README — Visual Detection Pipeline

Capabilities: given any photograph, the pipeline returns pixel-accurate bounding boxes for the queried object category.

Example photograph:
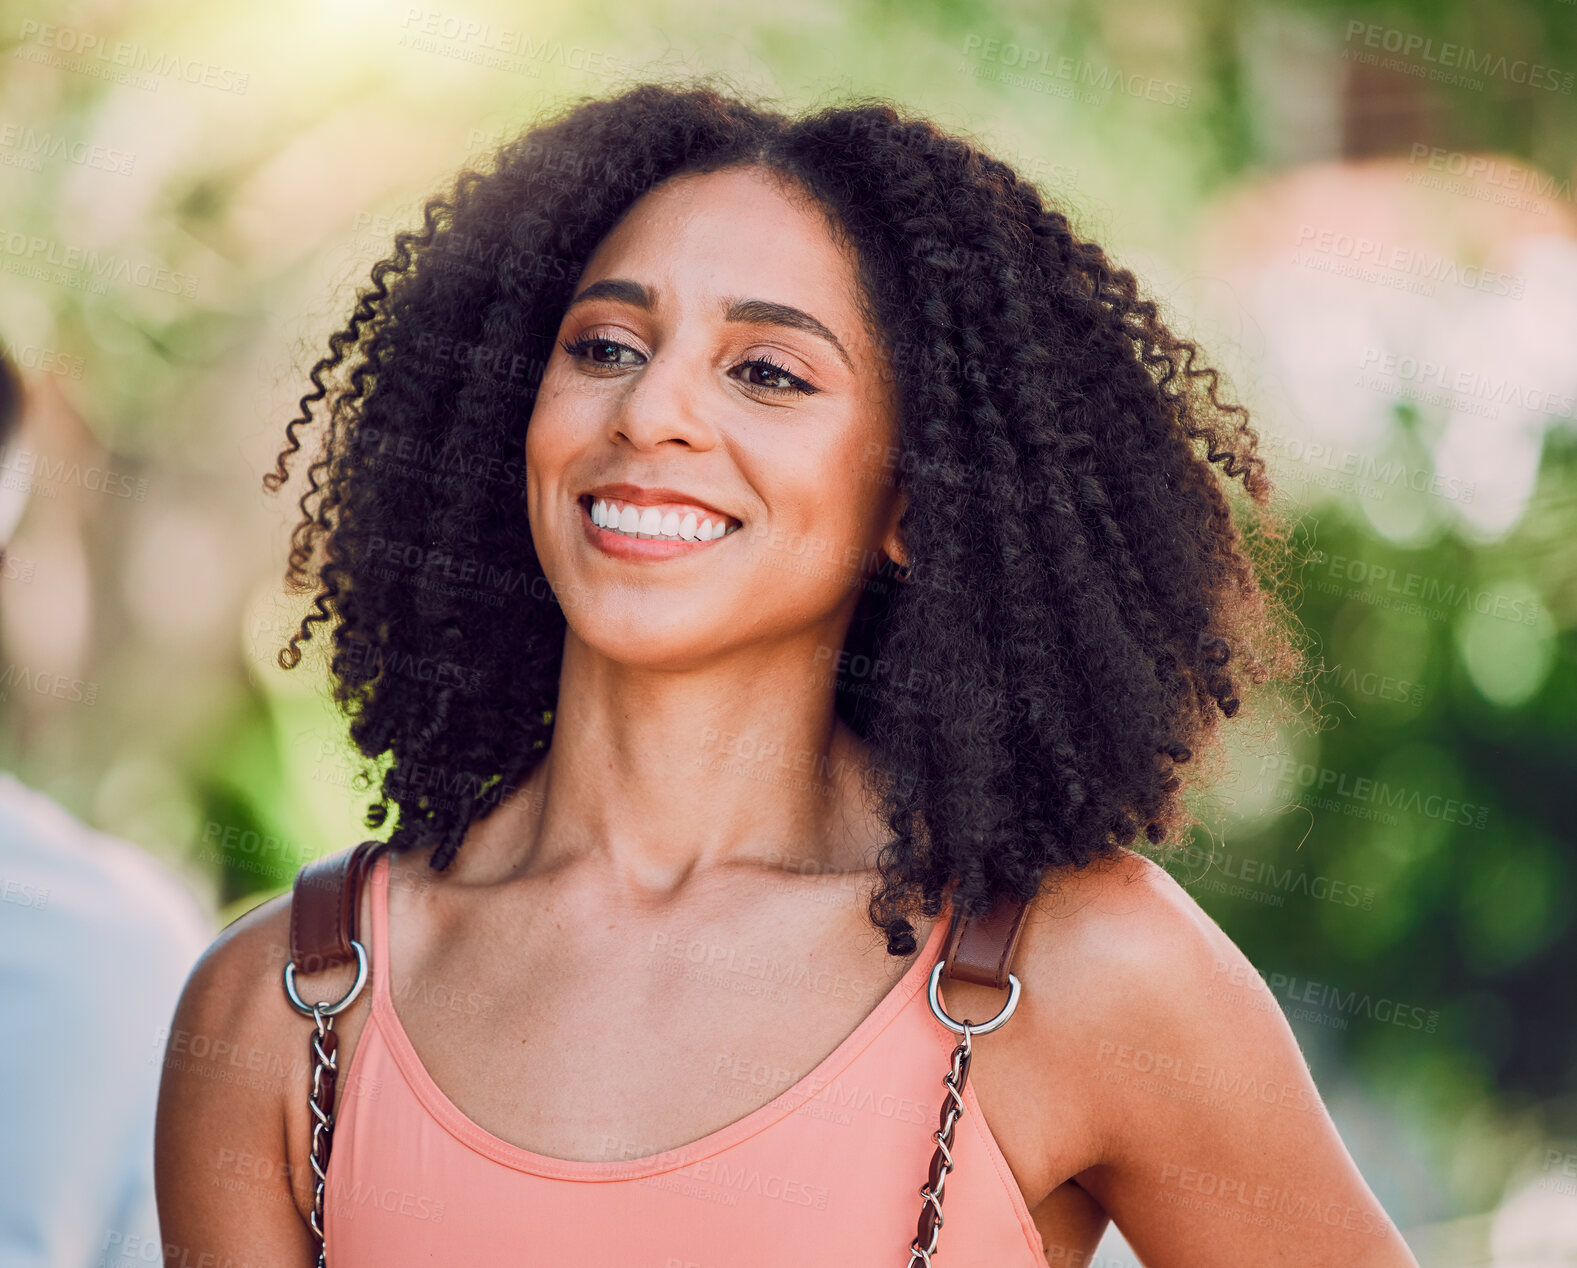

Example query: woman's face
[525,164,905,671]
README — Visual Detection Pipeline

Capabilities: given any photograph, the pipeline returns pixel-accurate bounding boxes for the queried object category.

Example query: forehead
[576,165,869,342]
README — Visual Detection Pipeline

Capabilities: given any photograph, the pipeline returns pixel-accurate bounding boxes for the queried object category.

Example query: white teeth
[588,497,739,542]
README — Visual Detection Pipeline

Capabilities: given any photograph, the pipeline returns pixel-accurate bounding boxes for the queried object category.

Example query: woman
[156,81,1420,1266]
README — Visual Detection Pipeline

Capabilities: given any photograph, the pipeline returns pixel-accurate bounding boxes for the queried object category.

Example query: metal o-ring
[282,940,369,1017]
[926,959,1021,1035]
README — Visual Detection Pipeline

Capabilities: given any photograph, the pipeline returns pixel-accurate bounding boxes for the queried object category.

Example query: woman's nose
[606,337,723,452]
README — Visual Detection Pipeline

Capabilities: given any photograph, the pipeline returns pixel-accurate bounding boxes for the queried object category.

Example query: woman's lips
[578,495,741,560]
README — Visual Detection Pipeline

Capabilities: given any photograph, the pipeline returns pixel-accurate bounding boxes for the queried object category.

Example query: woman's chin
[565,621,747,671]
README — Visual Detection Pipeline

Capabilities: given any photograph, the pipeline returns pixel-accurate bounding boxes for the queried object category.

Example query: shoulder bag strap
[939,889,1032,990]
[280,838,390,1267]
[909,888,1032,1266]
[288,837,390,971]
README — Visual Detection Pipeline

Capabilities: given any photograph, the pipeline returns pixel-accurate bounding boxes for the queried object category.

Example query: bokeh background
[3,0,1574,1262]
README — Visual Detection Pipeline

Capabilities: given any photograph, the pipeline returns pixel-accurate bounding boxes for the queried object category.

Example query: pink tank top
[324,853,1047,1265]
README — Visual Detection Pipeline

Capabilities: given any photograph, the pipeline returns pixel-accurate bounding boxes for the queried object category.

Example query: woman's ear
[882,488,909,573]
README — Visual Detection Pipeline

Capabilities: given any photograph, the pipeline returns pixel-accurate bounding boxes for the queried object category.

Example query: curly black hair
[267,77,1306,956]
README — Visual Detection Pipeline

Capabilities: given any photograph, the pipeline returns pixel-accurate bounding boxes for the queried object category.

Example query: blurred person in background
[0,344,213,1268]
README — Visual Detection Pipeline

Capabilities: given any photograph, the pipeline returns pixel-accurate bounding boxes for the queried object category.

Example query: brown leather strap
[287,839,390,973]
[939,889,1032,990]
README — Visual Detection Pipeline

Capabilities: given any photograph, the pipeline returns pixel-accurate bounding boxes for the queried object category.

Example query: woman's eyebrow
[564,278,853,370]
[722,297,853,371]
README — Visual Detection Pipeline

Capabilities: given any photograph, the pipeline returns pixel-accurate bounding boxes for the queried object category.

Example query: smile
[578,494,743,559]
[590,496,742,541]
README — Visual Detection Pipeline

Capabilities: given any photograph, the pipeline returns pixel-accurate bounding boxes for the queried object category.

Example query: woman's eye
[559,334,645,367]
[735,357,818,398]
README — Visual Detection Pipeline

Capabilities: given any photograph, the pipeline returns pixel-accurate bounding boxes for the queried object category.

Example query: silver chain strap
[909,959,1022,1265]
[907,1020,975,1266]
[283,941,369,1268]
[304,1004,338,1265]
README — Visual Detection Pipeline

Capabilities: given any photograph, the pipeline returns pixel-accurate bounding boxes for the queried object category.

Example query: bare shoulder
[1014,847,1256,1014]
[171,888,298,1039]
[169,854,385,1061]
[1007,846,1311,1140]
[155,889,357,1263]
[997,848,1418,1267]
[163,887,362,1093]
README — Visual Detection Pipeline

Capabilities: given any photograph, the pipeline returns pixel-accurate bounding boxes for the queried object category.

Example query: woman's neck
[448,628,888,900]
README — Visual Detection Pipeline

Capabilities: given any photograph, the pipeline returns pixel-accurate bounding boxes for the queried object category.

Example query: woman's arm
[1026,853,1420,1268]
[153,892,321,1267]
